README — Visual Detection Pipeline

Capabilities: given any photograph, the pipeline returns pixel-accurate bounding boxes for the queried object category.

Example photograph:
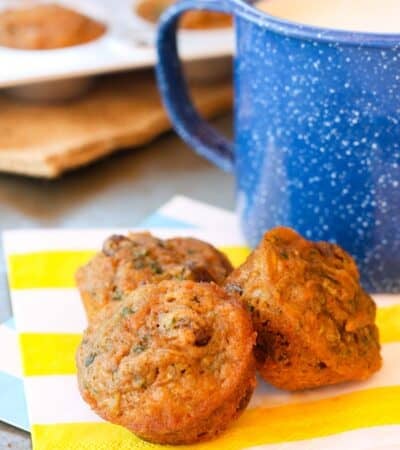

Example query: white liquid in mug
[256,0,400,34]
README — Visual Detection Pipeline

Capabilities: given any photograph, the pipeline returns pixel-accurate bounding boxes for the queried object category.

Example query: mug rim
[236,0,400,47]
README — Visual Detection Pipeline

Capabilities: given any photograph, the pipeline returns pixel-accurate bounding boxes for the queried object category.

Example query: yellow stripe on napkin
[220,246,250,268]
[20,333,81,376]
[8,251,95,290]
[32,385,400,450]
[7,247,250,290]
[377,304,400,344]
[18,304,400,378]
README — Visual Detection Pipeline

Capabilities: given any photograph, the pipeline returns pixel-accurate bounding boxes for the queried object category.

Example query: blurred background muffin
[135,0,232,29]
[0,3,106,50]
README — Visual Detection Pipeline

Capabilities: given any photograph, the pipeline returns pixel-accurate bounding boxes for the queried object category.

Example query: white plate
[0,0,234,88]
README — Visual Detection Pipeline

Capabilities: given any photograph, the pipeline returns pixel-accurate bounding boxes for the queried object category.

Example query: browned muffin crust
[76,232,233,323]
[0,4,106,50]
[135,0,232,29]
[166,237,233,285]
[76,281,256,444]
[225,227,381,391]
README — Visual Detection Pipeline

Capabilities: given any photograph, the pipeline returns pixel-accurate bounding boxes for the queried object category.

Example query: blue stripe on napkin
[0,371,29,431]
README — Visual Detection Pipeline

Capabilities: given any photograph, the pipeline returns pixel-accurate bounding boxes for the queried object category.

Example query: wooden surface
[0,70,232,178]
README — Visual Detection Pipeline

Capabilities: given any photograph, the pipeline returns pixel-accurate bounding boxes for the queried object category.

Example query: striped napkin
[3,197,400,449]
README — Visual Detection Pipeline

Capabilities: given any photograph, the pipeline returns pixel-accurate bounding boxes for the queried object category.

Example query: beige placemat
[0,71,232,178]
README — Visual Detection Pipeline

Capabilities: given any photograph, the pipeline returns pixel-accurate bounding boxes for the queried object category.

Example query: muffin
[225,227,381,391]
[0,4,106,50]
[76,232,233,322]
[135,0,232,29]
[166,237,233,285]
[76,280,256,444]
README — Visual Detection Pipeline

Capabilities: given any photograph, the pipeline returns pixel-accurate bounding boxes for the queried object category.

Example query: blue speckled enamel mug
[156,0,400,292]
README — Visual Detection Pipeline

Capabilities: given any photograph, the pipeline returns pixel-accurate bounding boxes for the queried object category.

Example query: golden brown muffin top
[0,4,106,50]
[76,232,234,323]
[77,280,255,437]
[100,232,232,287]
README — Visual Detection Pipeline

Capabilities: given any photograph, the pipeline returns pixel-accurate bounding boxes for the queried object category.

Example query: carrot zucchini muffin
[135,0,232,29]
[0,4,106,50]
[76,232,233,322]
[225,227,381,391]
[166,236,233,285]
[76,281,256,444]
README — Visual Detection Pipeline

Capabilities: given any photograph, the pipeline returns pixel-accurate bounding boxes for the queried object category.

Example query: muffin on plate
[225,227,381,391]
[135,0,232,29]
[76,280,256,444]
[76,232,233,322]
[0,4,106,50]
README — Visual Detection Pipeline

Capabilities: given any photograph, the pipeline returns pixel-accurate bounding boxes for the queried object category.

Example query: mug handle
[156,0,240,172]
